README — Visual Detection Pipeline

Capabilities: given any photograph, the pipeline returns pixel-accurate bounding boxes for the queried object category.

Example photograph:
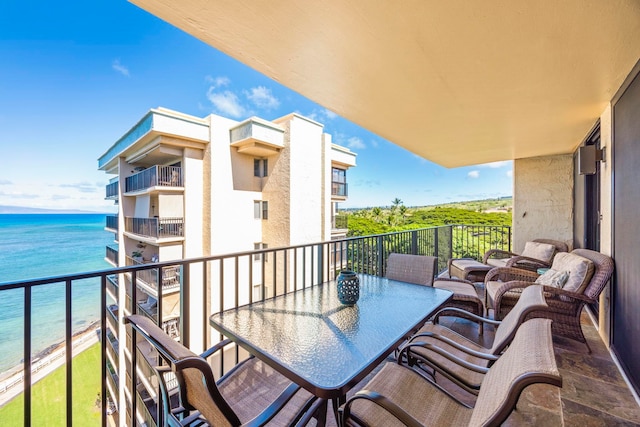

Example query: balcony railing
[126,257,181,293]
[332,181,348,197]
[105,246,119,266]
[105,215,118,232]
[105,181,119,200]
[124,217,184,239]
[0,224,510,426]
[125,165,183,193]
[333,214,348,229]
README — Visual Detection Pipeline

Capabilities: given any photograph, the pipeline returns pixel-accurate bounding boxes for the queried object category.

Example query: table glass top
[209,274,452,396]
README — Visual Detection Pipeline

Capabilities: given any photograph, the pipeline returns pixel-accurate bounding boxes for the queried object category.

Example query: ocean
[0,214,113,373]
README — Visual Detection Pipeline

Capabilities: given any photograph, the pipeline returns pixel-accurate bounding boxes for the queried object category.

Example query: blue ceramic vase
[337,270,360,305]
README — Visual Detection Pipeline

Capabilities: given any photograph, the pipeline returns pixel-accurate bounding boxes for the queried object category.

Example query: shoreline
[0,321,101,407]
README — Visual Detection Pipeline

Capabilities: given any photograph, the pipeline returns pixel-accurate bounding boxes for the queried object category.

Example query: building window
[332,168,347,196]
[254,158,268,177]
[254,200,268,219]
[254,242,268,261]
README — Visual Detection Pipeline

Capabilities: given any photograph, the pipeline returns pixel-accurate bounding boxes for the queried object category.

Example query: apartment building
[97,107,356,423]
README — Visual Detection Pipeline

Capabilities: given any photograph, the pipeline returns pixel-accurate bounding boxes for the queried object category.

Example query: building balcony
[229,117,285,157]
[105,181,119,200]
[126,256,181,296]
[332,214,348,230]
[4,225,640,426]
[124,216,184,240]
[124,165,183,194]
[332,181,348,198]
[105,245,119,267]
[105,215,118,232]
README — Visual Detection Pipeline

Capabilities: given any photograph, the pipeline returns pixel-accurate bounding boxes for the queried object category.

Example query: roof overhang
[130,0,640,167]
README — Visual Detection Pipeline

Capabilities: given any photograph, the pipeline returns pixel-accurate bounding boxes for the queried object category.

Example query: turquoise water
[0,214,113,372]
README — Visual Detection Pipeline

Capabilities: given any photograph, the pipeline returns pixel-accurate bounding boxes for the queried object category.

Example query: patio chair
[398,285,547,396]
[340,318,562,427]
[483,238,569,272]
[125,314,324,427]
[385,253,437,285]
[485,248,614,351]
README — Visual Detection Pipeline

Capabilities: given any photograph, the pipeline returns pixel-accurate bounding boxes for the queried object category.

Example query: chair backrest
[126,314,239,427]
[490,285,548,354]
[385,253,437,286]
[570,249,614,300]
[468,318,562,427]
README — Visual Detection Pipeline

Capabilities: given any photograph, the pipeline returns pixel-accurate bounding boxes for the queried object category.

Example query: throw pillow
[535,269,570,288]
[521,241,556,262]
[550,252,595,293]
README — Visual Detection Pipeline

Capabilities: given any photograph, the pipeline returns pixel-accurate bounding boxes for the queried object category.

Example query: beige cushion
[521,241,556,262]
[535,269,570,288]
[486,258,509,268]
[550,252,595,293]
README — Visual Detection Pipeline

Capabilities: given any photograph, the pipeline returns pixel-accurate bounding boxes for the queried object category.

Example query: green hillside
[345,198,512,236]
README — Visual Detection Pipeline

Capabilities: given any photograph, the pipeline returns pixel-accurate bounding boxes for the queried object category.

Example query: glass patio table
[209,273,452,417]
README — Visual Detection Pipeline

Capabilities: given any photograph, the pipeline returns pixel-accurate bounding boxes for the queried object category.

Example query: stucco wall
[513,154,574,252]
[208,115,263,255]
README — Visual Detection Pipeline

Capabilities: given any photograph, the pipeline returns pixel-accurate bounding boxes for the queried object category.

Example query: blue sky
[0,0,512,212]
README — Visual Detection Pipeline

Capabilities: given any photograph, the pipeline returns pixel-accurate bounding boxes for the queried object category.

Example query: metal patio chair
[125,314,324,426]
[398,285,548,396]
[385,253,437,286]
[340,318,562,427]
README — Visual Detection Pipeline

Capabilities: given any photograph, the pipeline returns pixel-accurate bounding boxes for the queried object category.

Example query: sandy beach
[0,321,100,407]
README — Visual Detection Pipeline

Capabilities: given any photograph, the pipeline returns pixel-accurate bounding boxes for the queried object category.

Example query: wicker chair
[483,238,569,272]
[125,314,324,427]
[385,253,437,285]
[340,318,562,427]
[398,285,548,396]
[485,248,614,352]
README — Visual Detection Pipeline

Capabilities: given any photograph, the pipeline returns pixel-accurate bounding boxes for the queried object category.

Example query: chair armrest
[398,341,492,373]
[430,307,501,327]
[485,267,539,283]
[340,390,423,427]
[506,256,551,270]
[242,383,305,427]
[540,286,596,304]
[483,249,518,263]
[404,331,498,361]
[200,338,233,359]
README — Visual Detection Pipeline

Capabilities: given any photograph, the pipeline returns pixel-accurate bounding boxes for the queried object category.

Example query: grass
[0,343,102,426]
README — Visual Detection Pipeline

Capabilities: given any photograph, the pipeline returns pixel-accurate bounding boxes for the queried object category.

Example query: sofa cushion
[521,241,556,263]
[535,268,570,288]
[486,258,509,268]
[550,252,595,293]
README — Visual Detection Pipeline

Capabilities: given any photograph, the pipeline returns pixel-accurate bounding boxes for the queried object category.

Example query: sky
[0,0,512,213]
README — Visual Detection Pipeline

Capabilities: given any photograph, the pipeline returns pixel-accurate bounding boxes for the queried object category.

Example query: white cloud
[0,179,11,185]
[369,139,379,148]
[468,170,480,179]
[205,75,230,87]
[479,161,510,168]
[506,170,513,178]
[245,86,280,110]
[323,109,338,120]
[207,87,245,118]
[112,59,130,77]
[347,136,366,150]
[59,182,98,193]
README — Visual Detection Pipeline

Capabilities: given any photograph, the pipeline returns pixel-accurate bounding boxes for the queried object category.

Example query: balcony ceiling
[131,0,640,167]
